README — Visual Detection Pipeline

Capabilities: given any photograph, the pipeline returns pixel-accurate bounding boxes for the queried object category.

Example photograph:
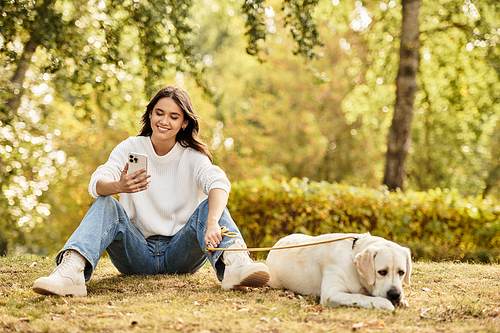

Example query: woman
[33,86,269,296]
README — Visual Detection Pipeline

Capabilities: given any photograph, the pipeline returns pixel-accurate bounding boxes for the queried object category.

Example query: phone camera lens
[129,158,134,163]
[134,158,138,163]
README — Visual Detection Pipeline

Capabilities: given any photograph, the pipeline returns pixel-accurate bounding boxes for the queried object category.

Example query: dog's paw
[373,298,395,311]
[398,299,409,308]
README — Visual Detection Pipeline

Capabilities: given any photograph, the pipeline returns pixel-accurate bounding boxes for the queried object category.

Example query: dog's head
[353,243,412,305]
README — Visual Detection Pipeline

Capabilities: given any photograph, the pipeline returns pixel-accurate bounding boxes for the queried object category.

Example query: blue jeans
[56,196,245,282]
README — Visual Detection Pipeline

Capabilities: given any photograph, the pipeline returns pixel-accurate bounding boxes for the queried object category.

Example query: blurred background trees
[1,0,499,254]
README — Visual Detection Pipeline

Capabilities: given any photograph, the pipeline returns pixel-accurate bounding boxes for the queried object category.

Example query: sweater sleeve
[195,162,231,196]
[88,140,128,198]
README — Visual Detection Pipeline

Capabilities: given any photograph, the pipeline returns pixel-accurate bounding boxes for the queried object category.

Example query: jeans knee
[198,199,209,211]
[95,195,119,205]
[93,195,122,210]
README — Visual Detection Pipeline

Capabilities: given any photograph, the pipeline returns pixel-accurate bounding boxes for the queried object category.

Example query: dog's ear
[354,246,378,285]
[403,247,412,285]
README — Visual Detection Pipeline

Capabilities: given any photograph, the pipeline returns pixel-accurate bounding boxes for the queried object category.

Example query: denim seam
[165,221,193,249]
[125,224,148,245]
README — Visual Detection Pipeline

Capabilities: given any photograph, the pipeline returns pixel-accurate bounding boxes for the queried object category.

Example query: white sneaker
[221,241,270,290]
[33,250,87,297]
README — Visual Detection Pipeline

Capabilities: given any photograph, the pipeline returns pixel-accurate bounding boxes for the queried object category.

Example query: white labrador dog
[266,233,412,310]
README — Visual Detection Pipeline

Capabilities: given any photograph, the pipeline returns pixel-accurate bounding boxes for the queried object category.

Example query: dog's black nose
[386,288,401,302]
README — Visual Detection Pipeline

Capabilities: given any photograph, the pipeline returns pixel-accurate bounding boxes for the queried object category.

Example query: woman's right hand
[119,163,151,193]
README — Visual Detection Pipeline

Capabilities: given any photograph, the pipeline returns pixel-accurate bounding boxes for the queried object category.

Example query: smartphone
[127,152,148,178]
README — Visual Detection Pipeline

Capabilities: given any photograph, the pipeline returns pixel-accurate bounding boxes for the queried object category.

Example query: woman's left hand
[205,220,222,255]
[205,188,228,254]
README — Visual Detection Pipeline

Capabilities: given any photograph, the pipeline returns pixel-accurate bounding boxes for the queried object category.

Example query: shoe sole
[239,270,270,288]
[222,267,270,290]
[33,280,87,297]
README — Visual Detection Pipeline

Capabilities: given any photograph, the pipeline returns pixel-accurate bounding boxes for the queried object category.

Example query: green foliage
[281,0,324,58]
[0,0,215,253]
[410,0,500,195]
[228,178,500,262]
[2,0,500,255]
[242,0,268,59]
[242,0,324,60]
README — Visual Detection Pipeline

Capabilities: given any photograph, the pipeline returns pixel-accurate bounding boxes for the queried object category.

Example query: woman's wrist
[206,216,220,226]
[96,179,120,196]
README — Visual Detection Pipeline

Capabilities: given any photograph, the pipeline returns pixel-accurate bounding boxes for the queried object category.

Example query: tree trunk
[0,233,7,256]
[6,35,39,113]
[383,0,421,191]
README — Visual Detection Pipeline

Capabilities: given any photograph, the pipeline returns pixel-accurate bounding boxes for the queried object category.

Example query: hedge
[227,178,500,262]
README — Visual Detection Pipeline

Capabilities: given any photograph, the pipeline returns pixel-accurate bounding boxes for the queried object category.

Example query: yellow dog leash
[205,227,355,252]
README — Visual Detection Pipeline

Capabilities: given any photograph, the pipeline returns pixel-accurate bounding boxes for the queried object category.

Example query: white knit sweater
[88,136,231,238]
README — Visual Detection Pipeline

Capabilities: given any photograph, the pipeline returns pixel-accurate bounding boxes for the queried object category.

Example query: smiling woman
[148,97,188,156]
[139,87,211,160]
[32,86,270,297]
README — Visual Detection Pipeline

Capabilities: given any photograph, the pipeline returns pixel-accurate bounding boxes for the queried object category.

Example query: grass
[1,254,499,332]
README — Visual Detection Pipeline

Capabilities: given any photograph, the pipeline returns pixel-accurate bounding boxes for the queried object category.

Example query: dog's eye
[398,270,405,276]
[378,270,388,276]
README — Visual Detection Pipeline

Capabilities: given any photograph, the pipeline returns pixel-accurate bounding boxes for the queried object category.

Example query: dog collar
[352,237,360,250]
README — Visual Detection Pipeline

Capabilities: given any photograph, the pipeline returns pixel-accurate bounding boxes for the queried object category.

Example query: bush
[228,178,500,262]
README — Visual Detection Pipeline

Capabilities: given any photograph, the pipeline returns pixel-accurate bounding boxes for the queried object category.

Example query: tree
[2,0,500,255]
[241,0,422,190]
[242,0,500,193]
[405,0,500,196]
[0,0,214,254]
[383,0,421,190]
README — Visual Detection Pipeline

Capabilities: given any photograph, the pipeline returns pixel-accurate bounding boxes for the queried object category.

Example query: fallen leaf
[453,284,466,292]
[486,308,500,317]
[301,305,324,313]
[420,307,434,319]
[174,317,184,331]
[352,322,365,330]
[368,319,386,329]
[195,298,207,305]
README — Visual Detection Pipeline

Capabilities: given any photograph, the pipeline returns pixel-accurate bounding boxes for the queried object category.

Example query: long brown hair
[139,86,212,162]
